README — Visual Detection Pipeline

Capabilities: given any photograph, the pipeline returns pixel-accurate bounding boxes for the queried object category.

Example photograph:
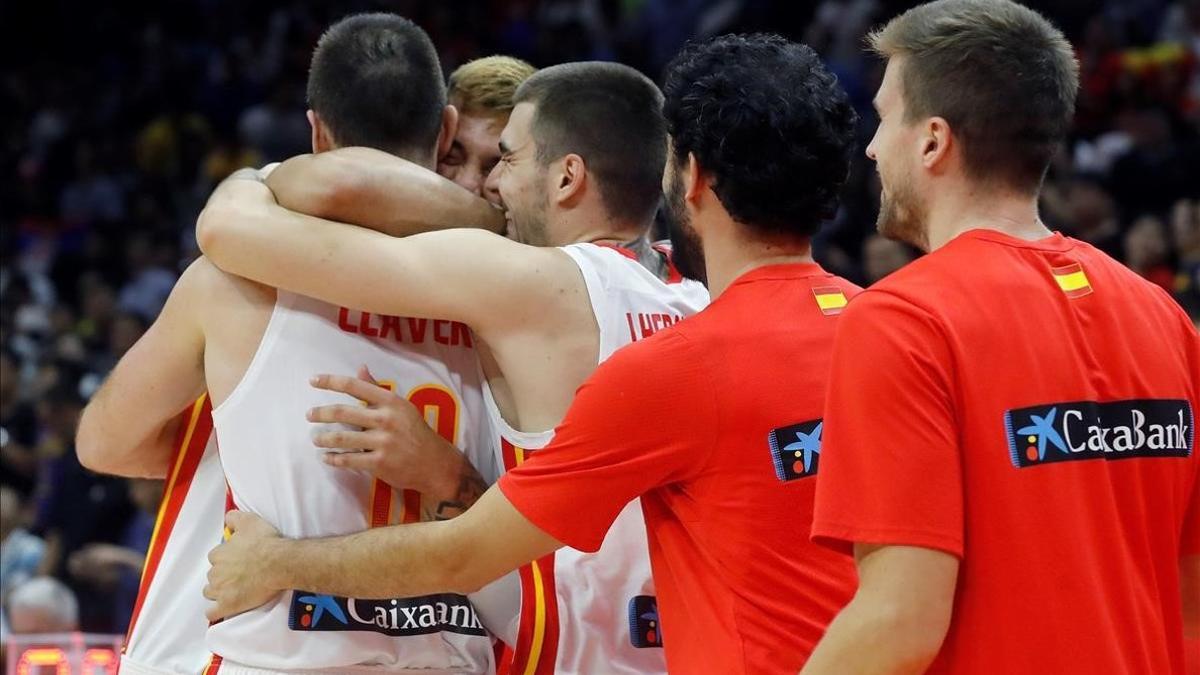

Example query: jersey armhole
[210,289,292,420]
[560,244,612,365]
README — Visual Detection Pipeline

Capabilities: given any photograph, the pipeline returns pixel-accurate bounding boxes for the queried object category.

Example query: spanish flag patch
[812,286,848,315]
[1052,263,1093,298]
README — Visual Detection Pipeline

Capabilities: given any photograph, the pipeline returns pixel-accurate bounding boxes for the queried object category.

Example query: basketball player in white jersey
[76,50,533,675]
[77,397,221,674]
[75,14,526,675]
[196,63,709,674]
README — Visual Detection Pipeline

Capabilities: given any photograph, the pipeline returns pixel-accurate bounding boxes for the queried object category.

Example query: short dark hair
[307,13,446,159]
[514,62,666,226]
[663,34,858,238]
[869,0,1080,193]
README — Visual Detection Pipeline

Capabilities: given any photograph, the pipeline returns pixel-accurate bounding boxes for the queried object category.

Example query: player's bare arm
[76,260,210,478]
[198,173,585,333]
[307,368,489,520]
[198,173,597,429]
[1183,554,1200,640]
[801,544,958,674]
[266,147,505,236]
[204,485,559,621]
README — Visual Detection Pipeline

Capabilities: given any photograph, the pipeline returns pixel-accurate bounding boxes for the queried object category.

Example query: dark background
[2,0,1198,635]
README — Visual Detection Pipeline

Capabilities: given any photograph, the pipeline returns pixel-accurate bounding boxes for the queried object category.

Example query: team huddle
[75,0,1199,674]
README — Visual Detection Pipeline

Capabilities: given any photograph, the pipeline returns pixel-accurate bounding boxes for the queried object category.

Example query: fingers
[307,403,378,428]
[357,364,377,384]
[310,373,392,406]
[225,509,253,533]
[313,429,382,451]
[203,591,227,622]
[322,451,379,472]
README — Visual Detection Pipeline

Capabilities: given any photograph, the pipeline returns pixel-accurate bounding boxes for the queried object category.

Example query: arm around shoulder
[266,147,505,236]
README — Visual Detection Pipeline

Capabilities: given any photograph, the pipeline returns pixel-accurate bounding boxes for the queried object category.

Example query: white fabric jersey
[487,243,710,675]
[121,398,222,675]
[207,290,498,673]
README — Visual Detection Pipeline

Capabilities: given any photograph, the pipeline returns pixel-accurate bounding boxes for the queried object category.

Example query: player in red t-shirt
[199,34,862,674]
[805,1,1200,673]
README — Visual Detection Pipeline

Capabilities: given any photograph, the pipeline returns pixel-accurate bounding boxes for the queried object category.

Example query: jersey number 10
[367,383,460,527]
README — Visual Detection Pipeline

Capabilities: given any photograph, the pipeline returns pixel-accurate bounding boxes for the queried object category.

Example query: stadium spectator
[5,577,79,634]
[1,486,46,608]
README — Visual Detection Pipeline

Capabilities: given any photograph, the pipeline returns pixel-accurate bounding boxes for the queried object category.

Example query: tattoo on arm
[423,463,489,522]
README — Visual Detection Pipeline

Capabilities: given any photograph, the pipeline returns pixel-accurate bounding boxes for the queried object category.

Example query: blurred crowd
[2,0,1198,638]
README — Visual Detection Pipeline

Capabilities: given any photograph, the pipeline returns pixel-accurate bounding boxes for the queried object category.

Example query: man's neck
[925,181,1049,251]
[703,220,813,298]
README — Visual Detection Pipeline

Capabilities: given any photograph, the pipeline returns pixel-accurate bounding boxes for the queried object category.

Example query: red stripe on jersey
[124,395,213,650]
[494,642,514,675]
[594,242,687,285]
[402,488,421,524]
[369,479,394,528]
[650,243,685,284]
[498,438,560,675]
[501,438,520,472]
[201,653,223,674]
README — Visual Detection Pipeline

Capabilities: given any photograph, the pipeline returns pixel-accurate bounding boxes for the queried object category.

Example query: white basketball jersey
[207,290,498,674]
[490,243,710,675]
[120,397,224,675]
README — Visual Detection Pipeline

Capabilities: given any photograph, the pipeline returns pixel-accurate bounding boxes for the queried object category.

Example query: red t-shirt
[812,230,1200,674]
[500,263,860,674]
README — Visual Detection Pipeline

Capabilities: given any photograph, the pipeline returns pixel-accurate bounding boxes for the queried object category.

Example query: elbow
[195,201,232,259]
[433,529,490,596]
[442,554,488,596]
[75,414,111,475]
[277,154,368,219]
[871,599,951,670]
[196,198,256,267]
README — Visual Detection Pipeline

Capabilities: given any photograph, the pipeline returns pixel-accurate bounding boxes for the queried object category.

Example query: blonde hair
[448,56,536,117]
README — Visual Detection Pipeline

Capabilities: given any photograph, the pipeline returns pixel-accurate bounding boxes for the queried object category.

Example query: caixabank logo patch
[1004,399,1192,468]
[288,591,487,637]
[768,420,823,481]
[628,595,663,648]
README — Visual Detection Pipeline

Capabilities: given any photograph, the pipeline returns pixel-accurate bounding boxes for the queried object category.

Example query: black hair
[662,34,858,237]
[306,13,446,159]
[514,62,666,226]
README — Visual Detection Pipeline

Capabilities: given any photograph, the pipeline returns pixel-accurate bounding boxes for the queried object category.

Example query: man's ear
[553,154,588,207]
[309,110,335,154]
[684,152,708,205]
[922,116,954,174]
[436,105,460,162]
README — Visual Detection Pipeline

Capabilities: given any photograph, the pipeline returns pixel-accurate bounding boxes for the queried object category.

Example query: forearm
[802,598,941,674]
[78,388,186,478]
[266,148,504,236]
[420,445,490,522]
[261,521,478,599]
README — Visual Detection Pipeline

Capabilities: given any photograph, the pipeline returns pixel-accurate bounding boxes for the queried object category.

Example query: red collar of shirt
[725,262,831,289]
[949,228,1077,252]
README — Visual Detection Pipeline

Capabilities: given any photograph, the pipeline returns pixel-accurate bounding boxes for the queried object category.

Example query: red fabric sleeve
[1180,321,1200,557]
[811,290,965,558]
[499,330,717,553]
